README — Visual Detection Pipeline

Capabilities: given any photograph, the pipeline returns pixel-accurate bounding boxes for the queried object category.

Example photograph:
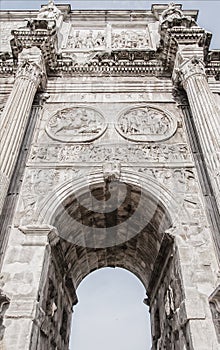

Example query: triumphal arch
[0,1,220,349]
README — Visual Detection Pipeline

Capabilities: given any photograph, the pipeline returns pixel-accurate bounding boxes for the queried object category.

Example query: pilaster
[0,225,52,350]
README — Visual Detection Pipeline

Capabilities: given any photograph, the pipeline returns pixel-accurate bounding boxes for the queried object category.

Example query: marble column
[0,47,45,214]
[177,56,220,207]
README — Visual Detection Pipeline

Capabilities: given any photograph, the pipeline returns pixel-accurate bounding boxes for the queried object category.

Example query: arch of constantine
[0,2,220,349]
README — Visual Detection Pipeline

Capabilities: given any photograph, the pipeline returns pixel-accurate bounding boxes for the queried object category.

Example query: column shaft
[0,59,44,214]
[180,57,220,206]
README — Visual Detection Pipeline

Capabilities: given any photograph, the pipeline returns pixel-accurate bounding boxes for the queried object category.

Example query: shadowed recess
[52,181,172,289]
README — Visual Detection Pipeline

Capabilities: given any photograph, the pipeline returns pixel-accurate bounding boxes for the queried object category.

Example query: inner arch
[51,181,172,290]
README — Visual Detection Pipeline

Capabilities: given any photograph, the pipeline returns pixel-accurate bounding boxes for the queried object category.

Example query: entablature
[0,4,219,80]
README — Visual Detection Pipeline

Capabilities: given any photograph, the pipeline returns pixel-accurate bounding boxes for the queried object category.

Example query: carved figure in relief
[118,106,170,137]
[165,285,175,317]
[67,30,106,50]
[112,30,149,49]
[30,143,191,164]
[46,107,105,142]
[161,2,196,28]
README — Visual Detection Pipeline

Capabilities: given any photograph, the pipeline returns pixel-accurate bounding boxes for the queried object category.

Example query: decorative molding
[45,106,107,142]
[159,25,211,71]
[115,104,177,142]
[19,224,54,236]
[209,285,220,313]
[52,54,165,76]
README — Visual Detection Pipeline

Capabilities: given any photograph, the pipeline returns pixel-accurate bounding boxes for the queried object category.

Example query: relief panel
[45,106,106,142]
[115,105,177,142]
[112,28,151,49]
[62,24,152,52]
[66,27,106,50]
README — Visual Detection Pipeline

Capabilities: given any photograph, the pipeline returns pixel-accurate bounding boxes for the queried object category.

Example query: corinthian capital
[173,56,206,87]
[179,56,206,83]
[16,47,47,89]
[16,60,42,87]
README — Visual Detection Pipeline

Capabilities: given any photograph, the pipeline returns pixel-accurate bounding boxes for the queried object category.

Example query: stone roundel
[46,106,106,143]
[115,105,177,142]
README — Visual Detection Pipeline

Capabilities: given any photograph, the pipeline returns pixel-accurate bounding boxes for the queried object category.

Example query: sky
[71,268,151,350]
[0,1,218,349]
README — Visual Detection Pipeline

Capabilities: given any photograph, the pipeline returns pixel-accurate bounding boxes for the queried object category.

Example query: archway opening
[40,179,175,349]
[69,267,151,350]
[52,181,172,288]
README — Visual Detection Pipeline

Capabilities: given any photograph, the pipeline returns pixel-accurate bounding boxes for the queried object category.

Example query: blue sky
[0,1,218,350]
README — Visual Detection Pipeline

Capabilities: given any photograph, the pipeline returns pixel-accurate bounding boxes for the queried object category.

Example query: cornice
[0,50,219,79]
[10,20,59,70]
[159,27,212,71]
[49,49,168,77]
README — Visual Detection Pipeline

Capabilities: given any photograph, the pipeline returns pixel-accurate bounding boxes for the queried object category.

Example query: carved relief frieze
[116,105,177,142]
[29,143,192,164]
[66,28,106,50]
[45,106,106,142]
[64,25,151,52]
[112,29,151,49]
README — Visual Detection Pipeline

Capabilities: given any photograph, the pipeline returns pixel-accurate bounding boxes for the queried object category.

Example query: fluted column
[0,47,45,214]
[177,56,220,207]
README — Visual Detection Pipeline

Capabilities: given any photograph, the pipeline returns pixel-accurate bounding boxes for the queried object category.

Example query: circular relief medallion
[115,105,177,142]
[46,106,106,143]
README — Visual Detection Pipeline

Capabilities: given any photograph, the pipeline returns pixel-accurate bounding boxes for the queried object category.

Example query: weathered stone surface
[0,2,220,350]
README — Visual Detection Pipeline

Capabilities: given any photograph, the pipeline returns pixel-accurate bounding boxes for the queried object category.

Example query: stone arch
[49,181,172,289]
[36,168,182,227]
[29,169,189,350]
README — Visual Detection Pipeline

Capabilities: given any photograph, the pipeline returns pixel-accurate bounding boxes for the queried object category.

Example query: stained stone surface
[0,2,220,350]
